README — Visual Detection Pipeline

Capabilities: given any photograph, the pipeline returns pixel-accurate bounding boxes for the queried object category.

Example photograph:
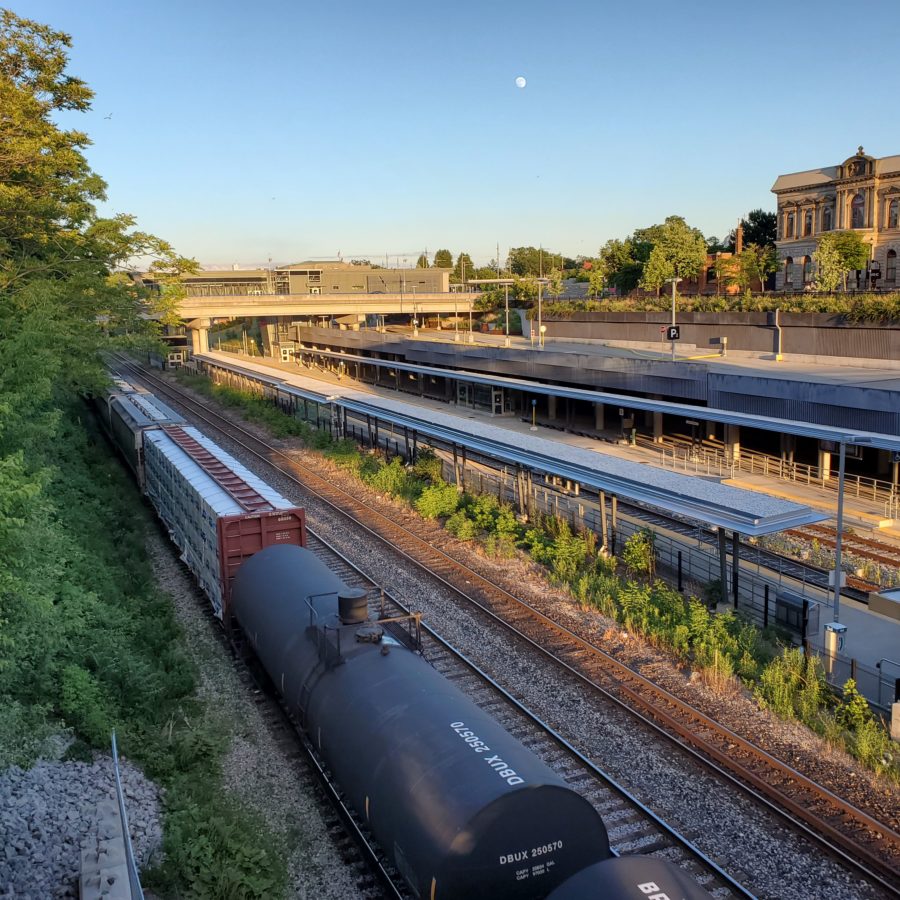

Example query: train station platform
[195,351,900,682]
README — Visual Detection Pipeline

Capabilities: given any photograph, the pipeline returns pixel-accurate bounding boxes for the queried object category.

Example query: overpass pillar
[594,403,605,432]
[189,319,211,355]
[725,424,741,463]
[653,411,664,443]
[547,395,557,422]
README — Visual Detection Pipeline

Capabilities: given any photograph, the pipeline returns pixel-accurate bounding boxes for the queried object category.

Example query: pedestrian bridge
[178,291,478,353]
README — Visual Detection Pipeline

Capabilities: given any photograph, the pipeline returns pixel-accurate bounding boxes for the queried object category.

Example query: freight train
[97,373,714,900]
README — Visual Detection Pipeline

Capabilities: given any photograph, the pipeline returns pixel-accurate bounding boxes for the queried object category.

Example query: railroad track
[116,357,900,897]
[304,532,747,898]
[622,504,876,602]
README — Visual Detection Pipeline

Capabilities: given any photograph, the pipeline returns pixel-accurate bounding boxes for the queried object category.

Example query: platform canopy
[198,353,828,537]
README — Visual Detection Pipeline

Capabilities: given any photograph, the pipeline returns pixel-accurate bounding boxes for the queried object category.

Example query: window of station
[785,212,795,238]
[851,192,865,229]
[889,199,899,230]
[887,250,898,284]
[802,256,812,284]
[803,210,813,236]
[822,206,833,231]
[784,256,794,286]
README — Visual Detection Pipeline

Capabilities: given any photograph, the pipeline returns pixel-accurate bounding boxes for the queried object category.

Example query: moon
[515,76,526,89]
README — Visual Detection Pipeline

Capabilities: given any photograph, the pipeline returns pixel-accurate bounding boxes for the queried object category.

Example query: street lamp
[667,277,682,361]
[831,436,872,624]
[504,283,510,348]
[530,398,538,431]
[537,279,543,349]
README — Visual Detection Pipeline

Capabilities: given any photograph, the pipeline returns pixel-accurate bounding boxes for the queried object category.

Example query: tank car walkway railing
[161,425,274,512]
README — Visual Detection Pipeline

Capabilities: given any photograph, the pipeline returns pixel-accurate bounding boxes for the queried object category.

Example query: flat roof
[197,352,827,536]
[292,346,900,452]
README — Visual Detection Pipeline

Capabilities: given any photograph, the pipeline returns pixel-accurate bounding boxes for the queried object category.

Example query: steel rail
[302,534,752,899]
[116,357,900,897]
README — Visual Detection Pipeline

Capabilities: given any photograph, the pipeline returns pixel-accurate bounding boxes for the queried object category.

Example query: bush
[622,528,655,578]
[415,483,460,519]
[446,510,477,540]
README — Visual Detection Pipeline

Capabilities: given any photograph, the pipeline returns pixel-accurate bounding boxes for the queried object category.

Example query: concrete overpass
[178,291,478,353]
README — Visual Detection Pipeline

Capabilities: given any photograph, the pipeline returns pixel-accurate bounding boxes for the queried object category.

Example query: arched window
[785,212,795,238]
[889,199,899,230]
[822,206,833,231]
[851,192,865,229]
[802,256,812,284]
[887,250,898,285]
[784,256,794,287]
[803,210,813,237]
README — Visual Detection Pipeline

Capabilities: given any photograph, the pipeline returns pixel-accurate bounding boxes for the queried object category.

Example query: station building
[144,261,450,298]
[771,147,900,291]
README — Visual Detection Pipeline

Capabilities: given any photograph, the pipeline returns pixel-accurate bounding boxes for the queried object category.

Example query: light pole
[667,277,682,361]
[530,398,537,431]
[832,436,871,623]
[504,283,510,348]
[537,279,543,349]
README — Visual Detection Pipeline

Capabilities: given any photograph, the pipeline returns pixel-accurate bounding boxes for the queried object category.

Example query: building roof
[771,167,839,192]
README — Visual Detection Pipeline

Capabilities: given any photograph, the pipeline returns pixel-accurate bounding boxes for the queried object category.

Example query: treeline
[1,11,286,896]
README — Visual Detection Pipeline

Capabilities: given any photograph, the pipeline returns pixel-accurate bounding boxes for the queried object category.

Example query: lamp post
[530,398,537,431]
[537,279,543,349]
[667,277,682,361]
[504,283,510,348]
[832,436,871,623]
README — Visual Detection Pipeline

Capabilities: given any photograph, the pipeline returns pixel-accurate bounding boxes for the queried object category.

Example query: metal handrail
[641,435,898,510]
[111,732,144,900]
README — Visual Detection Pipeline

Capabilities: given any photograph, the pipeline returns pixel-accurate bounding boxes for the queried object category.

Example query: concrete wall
[545,310,900,361]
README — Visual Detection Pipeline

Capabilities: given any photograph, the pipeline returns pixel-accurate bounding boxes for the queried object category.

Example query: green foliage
[446,510,477,540]
[621,528,655,578]
[727,209,777,250]
[640,216,709,292]
[835,678,872,731]
[415,253,429,268]
[412,449,444,483]
[415,482,460,519]
[433,248,453,268]
[508,246,573,277]
[814,231,871,291]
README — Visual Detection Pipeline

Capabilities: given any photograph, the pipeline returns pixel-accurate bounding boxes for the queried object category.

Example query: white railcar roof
[144,426,295,517]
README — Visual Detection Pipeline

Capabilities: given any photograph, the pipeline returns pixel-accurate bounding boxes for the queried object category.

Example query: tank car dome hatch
[338,586,368,624]
[544,855,714,900]
[355,622,383,643]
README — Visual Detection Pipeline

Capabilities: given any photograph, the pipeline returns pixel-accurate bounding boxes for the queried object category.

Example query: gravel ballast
[155,372,900,900]
[0,757,160,900]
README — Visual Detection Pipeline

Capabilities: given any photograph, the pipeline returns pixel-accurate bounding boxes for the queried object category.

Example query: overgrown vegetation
[537,292,900,323]
[1,12,286,896]
[187,375,898,782]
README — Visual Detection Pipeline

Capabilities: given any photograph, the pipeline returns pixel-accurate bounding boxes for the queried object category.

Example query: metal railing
[111,731,144,900]
[638,435,899,518]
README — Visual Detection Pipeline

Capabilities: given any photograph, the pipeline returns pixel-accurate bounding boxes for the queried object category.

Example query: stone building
[771,147,900,291]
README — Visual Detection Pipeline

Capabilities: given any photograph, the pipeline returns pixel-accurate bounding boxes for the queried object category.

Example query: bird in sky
[104,113,112,120]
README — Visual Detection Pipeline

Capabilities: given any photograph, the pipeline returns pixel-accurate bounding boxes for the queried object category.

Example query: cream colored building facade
[771,147,900,290]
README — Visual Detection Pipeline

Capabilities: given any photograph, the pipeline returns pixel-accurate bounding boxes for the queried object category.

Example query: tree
[415,253,429,268]
[598,239,642,294]
[452,252,474,284]
[507,246,573,277]
[433,249,453,268]
[546,268,564,300]
[813,231,870,291]
[716,244,777,297]
[587,264,606,299]
[639,216,708,293]
[728,209,777,251]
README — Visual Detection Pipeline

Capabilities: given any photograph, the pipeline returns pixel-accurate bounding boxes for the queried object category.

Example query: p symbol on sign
[666,326,680,341]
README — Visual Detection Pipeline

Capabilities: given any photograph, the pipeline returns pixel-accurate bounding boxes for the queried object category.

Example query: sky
[22,0,900,268]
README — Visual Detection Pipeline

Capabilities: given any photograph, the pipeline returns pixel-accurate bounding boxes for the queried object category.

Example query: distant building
[771,147,900,291]
[145,261,450,297]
